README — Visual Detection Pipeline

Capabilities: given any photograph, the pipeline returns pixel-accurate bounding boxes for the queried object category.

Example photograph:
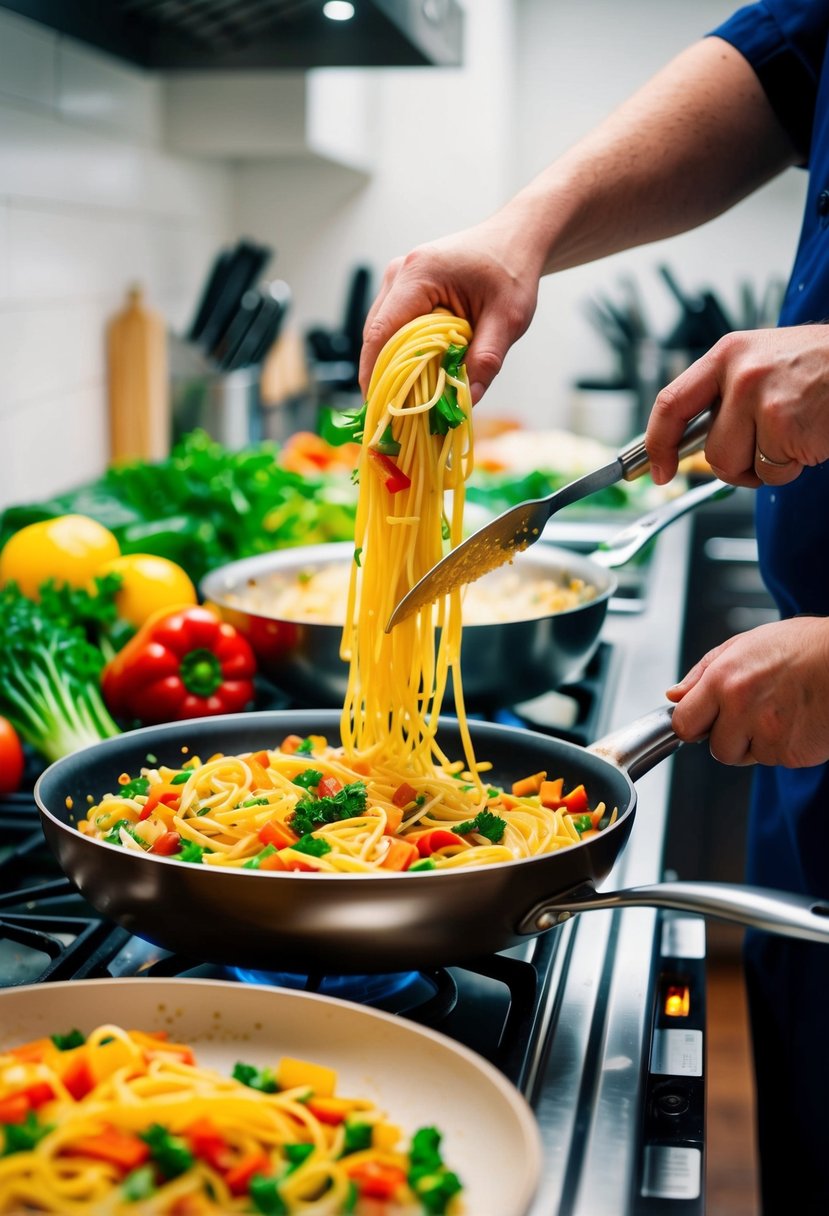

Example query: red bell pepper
[367,449,411,494]
[102,606,256,726]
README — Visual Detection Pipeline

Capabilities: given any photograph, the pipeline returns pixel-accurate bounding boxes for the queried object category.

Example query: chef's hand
[667,617,829,768]
[359,220,543,404]
[645,324,829,487]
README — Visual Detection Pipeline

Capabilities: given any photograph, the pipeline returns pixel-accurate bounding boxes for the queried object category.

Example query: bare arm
[361,37,798,398]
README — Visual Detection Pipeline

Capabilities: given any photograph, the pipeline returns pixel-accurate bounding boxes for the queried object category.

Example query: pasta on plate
[0,1024,462,1214]
[78,312,616,873]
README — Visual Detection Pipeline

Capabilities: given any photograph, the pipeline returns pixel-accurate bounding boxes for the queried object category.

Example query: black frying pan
[34,709,829,974]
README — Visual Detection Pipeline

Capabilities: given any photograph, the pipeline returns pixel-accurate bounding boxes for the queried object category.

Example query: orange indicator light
[664,985,691,1017]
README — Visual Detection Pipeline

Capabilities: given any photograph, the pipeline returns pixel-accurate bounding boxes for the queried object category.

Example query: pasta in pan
[78,312,617,872]
[0,1024,462,1214]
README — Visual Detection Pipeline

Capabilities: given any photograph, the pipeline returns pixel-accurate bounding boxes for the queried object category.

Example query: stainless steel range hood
[0,0,464,69]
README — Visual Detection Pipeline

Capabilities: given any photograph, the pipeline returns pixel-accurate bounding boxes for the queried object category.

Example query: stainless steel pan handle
[587,703,680,783]
[519,881,829,943]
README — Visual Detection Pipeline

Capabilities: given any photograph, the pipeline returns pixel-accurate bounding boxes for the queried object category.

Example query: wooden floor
[706,946,760,1215]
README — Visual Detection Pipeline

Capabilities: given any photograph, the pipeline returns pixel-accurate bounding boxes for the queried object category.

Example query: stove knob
[655,1089,690,1118]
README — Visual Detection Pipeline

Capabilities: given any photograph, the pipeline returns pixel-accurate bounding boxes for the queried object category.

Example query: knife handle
[618,406,715,482]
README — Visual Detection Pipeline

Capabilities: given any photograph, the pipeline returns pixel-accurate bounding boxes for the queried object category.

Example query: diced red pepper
[150,831,182,856]
[317,775,343,799]
[411,829,465,857]
[60,1049,96,1101]
[224,1151,271,1195]
[187,1117,231,1171]
[392,782,418,808]
[139,783,181,820]
[560,784,590,816]
[367,449,412,494]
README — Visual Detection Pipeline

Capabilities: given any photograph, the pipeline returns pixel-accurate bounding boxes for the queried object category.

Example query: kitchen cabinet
[663,487,777,952]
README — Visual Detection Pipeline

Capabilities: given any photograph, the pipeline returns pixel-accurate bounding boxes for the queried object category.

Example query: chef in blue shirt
[361,2,829,1208]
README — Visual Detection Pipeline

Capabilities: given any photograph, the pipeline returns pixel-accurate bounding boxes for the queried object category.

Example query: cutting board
[107,285,169,464]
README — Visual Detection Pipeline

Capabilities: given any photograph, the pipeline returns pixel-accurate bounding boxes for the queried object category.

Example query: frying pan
[0,978,542,1216]
[34,708,829,974]
[201,478,731,709]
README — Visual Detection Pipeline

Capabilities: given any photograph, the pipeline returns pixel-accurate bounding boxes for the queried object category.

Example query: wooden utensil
[106,285,169,464]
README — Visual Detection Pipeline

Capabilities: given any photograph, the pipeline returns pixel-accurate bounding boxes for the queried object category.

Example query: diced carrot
[139,783,181,820]
[380,839,419,871]
[539,778,564,807]
[278,1056,337,1097]
[224,1150,270,1195]
[317,775,342,799]
[280,735,304,755]
[392,782,418,808]
[246,756,273,790]
[258,819,298,850]
[511,771,547,798]
[306,1096,358,1125]
[410,829,465,858]
[65,1126,150,1173]
[251,750,272,768]
[7,1038,55,1064]
[258,852,289,872]
[383,804,403,835]
[345,1159,408,1200]
[150,831,182,856]
[350,758,371,776]
[0,1094,31,1124]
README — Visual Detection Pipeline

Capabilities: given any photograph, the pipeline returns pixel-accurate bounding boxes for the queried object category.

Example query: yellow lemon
[97,553,197,628]
[0,514,121,599]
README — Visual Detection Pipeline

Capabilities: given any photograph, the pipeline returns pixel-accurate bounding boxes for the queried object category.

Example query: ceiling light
[323,2,355,20]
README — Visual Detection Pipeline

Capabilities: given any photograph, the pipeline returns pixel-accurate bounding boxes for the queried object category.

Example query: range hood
[0,0,464,69]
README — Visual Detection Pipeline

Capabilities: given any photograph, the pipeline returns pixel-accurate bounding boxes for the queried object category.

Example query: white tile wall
[0,9,234,508]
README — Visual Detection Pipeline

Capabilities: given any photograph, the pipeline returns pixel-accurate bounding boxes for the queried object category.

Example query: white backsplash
[0,7,233,510]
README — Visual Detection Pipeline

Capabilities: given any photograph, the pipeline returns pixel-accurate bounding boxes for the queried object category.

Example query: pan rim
[34,709,637,883]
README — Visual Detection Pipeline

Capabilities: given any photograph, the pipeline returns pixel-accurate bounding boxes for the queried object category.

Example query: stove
[0,524,707,1215]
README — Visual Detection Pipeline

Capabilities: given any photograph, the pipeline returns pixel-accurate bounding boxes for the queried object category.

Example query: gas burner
[229,966,459,1022]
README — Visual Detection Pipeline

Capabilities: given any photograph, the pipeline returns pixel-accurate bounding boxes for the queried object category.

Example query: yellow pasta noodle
[0,1025,463,1214]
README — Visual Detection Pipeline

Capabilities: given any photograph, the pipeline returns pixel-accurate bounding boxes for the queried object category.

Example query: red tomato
[0,717,25,795]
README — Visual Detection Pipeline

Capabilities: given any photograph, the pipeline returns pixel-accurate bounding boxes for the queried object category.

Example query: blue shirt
[712,0,829,897]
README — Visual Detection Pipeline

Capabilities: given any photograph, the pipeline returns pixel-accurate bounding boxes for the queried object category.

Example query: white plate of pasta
[0,977,542,1216]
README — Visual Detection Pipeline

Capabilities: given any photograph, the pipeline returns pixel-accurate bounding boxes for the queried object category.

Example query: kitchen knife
[385,407,714,631]
[186,247,232,343]
[199,240,273,355]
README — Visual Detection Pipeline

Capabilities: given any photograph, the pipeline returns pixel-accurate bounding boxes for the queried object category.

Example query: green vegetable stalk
[0,579,121,763]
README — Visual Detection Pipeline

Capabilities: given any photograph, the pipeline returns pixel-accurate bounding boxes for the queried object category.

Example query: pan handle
[587,703,680,782]
[588,478,734,570]
[517,880,829,944]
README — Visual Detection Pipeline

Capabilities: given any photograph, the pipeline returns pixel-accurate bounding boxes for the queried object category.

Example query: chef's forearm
[498,37,799,278]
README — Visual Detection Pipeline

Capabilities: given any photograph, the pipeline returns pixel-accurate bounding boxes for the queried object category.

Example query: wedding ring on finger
[756,447,790,468]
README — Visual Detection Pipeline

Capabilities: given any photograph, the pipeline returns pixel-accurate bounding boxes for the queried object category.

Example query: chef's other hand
[359,221,542,404]
[645,324,829,487]
[667,617,829,768]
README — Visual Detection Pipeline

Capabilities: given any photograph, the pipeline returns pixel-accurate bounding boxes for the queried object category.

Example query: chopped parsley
[455,810,507,844]
[295,737,315,756]
[290,781,368,837]
[140,1123,194,1179]
[103,819,143,846]
[429,345,468,436]
[50,1029,85,1051]
[283,1142,315,1171]
[292,769,323,791]
[240,796,271,808]
[244,845,278,870]
[233,1061,279,1094]
[1,1112,54,1156]
[175,840,205,864]
[250,1174,288,1214]
[291,834,332,858]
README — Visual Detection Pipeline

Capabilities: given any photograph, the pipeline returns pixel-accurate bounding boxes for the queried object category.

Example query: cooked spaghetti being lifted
[78,313,617,872]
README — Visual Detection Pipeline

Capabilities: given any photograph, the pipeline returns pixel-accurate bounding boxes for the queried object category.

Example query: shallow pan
[35,708,829,975]
[0,977,542,1216]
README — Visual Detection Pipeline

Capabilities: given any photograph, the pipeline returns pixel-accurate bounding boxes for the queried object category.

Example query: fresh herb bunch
[0,578,121,763]
[0,430,359,585]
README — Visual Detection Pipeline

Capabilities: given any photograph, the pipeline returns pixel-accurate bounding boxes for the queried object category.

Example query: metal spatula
[386,407,713,631]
